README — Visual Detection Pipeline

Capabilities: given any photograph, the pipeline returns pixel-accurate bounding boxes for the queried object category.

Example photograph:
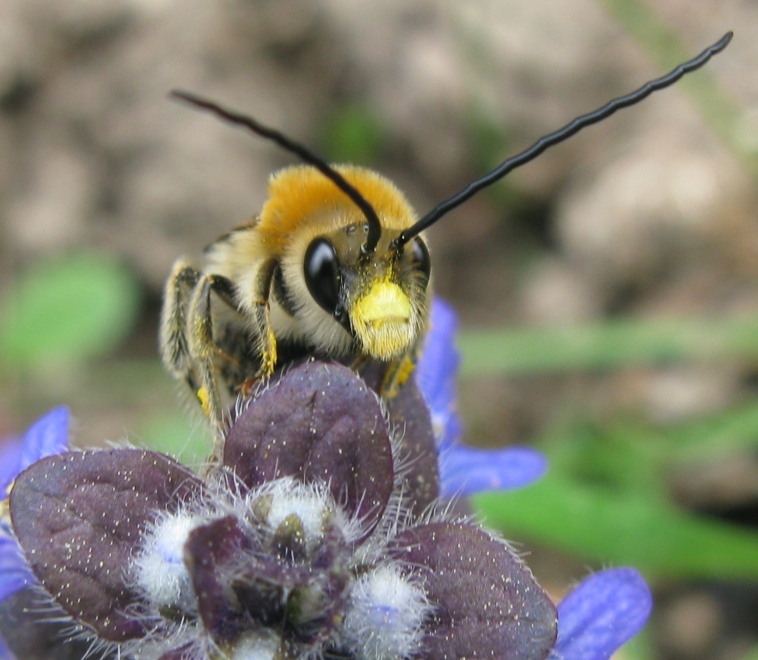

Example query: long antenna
[394,30,733,248]
[170,90,383,255]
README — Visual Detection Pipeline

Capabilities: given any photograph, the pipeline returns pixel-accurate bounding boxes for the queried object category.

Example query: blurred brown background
[1,1,757,657]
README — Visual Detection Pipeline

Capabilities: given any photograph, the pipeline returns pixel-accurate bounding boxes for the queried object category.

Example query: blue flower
[416,299,547,497]
[0,632,12,660]
[552,567,653,659]
[0,407,70,603]
[417,302,652,657]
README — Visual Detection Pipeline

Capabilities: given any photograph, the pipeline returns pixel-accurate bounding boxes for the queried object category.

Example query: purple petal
[355,358,440,513]
[416,299,462,451]
[551,568,652,660]
[185,516,252,644]
[0,533,34,603]
[388,522,557,659]
[10,449,203,642]
[439,445,547,497]
[381,373,439,513]
[224,362,394,541]
[0,407,70,493]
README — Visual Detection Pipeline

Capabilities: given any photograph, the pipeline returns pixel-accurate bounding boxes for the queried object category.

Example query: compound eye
[412,237,431,281]
[304,238,341,314]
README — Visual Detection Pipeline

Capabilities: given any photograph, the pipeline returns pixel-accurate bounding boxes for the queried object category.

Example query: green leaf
[0,252,140,370]
[459,315,758,376]
[665,401,758,461]
[320,105,387,164]
[540,422,669,497]
[739,645,758,660]
[473,474,758,580]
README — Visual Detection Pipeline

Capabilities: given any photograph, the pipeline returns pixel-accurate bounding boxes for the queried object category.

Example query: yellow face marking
[352,281,415,360]
[354,281,411,325]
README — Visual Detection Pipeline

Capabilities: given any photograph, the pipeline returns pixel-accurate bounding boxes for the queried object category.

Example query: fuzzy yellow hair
[256,165,417,252]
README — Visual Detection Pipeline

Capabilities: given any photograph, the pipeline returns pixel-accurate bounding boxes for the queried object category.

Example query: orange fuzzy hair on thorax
[256,165,418,252]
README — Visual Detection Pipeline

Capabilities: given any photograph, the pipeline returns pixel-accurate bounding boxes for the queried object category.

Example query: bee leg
[349,354,370,371]
[246,258,278,379]
[378,349,418,399]
[187,273,239,446]
[160,260,209,412]
[159,260,201,379]
[209,260,277,408]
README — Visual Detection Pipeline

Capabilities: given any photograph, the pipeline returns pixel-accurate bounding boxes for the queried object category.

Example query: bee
[160,33,731,434]
[160,159,431,429]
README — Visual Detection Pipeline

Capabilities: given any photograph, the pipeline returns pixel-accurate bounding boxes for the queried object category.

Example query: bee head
[303,226,430,360]
[262,165,431,360]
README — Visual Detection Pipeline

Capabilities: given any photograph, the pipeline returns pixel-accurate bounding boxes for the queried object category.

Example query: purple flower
[417,299,547,497]
[6,363,558,659]
[0,407,69,603]
[0,364,653,659]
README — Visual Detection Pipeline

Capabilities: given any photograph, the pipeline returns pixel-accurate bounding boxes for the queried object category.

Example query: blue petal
[0,439,22,498]
[0,407,70,493]
[0,637,14,660]
[550,568,652,660]
[0,408,70,604]
[418,301,548,497]
[18,406,70,467]
[439,445,547,497]
[0,632,14,660]
[0,531,35,603]
[416,299,461,451]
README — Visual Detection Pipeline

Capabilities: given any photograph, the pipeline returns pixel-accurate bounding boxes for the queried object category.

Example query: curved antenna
[170,90,383,255]
[394,30,733,249]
